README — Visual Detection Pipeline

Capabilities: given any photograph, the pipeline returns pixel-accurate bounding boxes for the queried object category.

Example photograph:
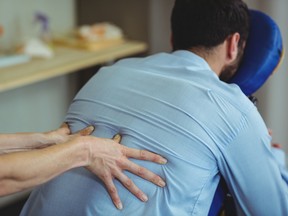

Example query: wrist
[44,127,70,146]
[20,132,53,149]
[34,132,56,148]
[70,136,92,167]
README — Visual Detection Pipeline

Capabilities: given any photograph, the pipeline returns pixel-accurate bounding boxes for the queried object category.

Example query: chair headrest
[229,9,284,96]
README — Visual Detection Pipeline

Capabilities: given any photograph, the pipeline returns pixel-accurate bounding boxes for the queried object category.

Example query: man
[21,0,288,215]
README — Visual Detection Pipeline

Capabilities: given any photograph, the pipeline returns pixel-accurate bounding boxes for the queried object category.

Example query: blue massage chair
[208,9,284,216]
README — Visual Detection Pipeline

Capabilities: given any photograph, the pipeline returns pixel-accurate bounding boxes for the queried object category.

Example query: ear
[225,33,240,64]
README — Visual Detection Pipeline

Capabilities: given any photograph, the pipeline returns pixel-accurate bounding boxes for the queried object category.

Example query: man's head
[171,0,250,80]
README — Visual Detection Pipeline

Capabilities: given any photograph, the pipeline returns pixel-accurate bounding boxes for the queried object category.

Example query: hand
[268,129,283,149]
[44,123,94,147]
[85,134,167,210]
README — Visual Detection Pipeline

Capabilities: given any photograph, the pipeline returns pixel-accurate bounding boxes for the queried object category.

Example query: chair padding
[229,10,283,96]
[209,10,284,216]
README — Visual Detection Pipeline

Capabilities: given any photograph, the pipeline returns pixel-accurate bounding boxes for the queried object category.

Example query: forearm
[0,133,55,154]
[0,138,90,196]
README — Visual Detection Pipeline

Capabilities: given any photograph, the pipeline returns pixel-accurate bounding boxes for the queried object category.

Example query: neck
[189,45,225,76]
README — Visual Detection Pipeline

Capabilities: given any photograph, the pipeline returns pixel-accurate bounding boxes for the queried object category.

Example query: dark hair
[171,0,250,51]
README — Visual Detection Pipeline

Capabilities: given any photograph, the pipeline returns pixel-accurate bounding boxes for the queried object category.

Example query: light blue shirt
[21,51,288,216]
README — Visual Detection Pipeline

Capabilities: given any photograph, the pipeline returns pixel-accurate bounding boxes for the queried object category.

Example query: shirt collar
[172,50,212,71]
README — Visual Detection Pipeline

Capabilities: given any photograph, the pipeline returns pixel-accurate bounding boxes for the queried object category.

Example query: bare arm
[0,127,167,210]
[0,125,94,195]
[0,124,71,154]
[0,137,90,196]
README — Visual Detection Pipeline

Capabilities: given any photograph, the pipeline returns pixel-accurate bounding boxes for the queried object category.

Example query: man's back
[21,51,282,216]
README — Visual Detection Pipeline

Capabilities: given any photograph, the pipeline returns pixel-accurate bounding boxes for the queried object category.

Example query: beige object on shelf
[54,22,125,51]
[0,40,147,93]
[53,36,125,51]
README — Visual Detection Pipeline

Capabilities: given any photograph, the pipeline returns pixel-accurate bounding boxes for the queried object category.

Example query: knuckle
[121,146,127,156]
[108,186,117,195]
[116,158,126,167]
[139,150,147,160]
[124,179,133,188]
[136,190,143,198]
[137,167,146,176]
[153,155,160,162]
[154,176,162,184]
[100,172,111,181]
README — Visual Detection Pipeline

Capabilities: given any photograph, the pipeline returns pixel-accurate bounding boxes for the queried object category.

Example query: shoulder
[212,80,257,115]
[206,83,267,144]
[113,52,182,68]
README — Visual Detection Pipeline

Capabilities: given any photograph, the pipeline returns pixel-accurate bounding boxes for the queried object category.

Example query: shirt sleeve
[217,113,288,215]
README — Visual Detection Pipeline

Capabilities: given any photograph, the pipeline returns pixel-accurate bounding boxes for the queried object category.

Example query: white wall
[149,0,174,54]
[0,0,75,51]
[0,76,77,133]
[0,0,76,132]
[0,0,77,207]
[245,0,288,156]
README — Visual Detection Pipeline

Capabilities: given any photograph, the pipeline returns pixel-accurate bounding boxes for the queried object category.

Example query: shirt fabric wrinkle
[20,50,288,216]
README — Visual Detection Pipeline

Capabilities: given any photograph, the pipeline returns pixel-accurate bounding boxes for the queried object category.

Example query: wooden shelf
[0,41,147,93]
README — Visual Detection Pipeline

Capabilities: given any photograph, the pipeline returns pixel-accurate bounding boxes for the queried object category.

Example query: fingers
[115,171,149,203]
[105,170,150,209]
[113,134,122,143]
[272,143,282,149]
[76,126,95,136]
[124,147,167,165]
[103,174,123,210]
[112,134,167,165]
[120,159,166,188]
[58,122,71,135]
[60,122,69,129]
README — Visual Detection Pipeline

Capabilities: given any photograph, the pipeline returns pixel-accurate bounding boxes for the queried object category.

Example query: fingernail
[141,194,148,202]
[113,134,122,142]
[87,125,95,132]
[158,180,166,187]
[114,134,121,140]
[116,202,123,210]
[160,158,167,164]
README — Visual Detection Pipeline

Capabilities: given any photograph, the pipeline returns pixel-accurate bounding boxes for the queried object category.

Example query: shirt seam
[189,166,219,215]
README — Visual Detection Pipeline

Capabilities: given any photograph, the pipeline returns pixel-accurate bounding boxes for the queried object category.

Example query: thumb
[60,122,69,129]
[112,134,122,143]
[76,126,95,136]
[58,122,71,135]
